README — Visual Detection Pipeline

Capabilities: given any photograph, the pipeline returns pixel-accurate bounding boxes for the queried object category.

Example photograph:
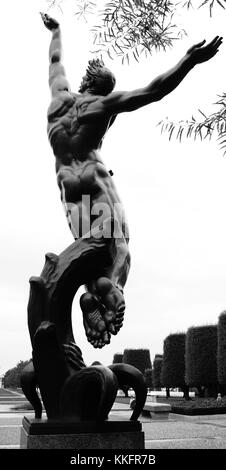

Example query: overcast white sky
[1,0,226,374]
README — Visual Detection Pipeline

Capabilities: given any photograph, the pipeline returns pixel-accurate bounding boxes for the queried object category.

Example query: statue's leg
[60,164,131,347]
[80,236,130,348]
[94,237,130,335]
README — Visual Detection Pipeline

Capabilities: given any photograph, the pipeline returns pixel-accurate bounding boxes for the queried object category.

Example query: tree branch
[159,94,226,154]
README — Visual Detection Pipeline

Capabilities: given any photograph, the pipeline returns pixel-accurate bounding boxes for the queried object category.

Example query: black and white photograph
[0,0,226,462]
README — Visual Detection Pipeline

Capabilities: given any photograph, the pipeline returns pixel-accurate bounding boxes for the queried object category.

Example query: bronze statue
[40,12,222,349]
[20,14,222,423]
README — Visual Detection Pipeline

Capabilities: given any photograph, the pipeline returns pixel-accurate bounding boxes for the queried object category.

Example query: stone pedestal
[20,416,145,449]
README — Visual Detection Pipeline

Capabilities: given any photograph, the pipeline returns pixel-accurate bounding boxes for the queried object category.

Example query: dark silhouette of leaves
[159,94,226,154]
[45,1,226,61]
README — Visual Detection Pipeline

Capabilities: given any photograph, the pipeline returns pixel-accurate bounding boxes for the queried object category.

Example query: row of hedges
[112,312,226,397]
[160,312,226,397]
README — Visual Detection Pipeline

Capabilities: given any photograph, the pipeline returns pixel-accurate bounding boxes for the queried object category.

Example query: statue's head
[78,58,116,96]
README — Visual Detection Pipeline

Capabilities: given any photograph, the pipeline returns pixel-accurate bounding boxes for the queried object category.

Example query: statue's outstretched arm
[100,36,223,115]
[40,13,70,97]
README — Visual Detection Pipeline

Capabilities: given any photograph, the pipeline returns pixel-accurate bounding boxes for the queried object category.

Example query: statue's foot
[80,293,110,348]
[95,277,125,336]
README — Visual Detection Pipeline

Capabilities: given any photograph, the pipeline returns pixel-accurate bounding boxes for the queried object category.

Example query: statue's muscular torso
[47,91,121,208]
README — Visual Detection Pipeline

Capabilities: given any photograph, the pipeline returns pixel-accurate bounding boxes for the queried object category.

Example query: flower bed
[157,396,226,415]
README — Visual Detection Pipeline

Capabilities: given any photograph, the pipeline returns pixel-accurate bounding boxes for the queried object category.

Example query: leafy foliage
[198,0,226,17]
[184,0,226,17]
[4,360,31,389]
[159,94,226,155]
[45,0,63,13]
[91,0,187,63]
[218,311,226,386]
[74,0,97,21]
[46,1,226,61]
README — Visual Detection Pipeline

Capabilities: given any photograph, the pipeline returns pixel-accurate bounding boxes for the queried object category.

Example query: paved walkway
[111,403,226,449]
[0,390,226,449]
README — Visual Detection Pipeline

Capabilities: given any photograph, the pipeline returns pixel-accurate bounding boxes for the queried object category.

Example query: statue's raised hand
[187,36,223,65]
[40,12,59,31]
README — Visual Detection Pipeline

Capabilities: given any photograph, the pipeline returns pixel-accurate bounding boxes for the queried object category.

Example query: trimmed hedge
[152,355,163,390]
[113,353,123,364]
[144,368,153,389]
[161,333,187,389]
[218,311,226,387]
[123,349,152,374]
[185,325,218,392]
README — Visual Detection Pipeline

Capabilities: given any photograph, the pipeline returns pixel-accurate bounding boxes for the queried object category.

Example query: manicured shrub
[161,333,189,399]
[144,368,153,390]
[113,353,123,364]
[217,312,226,393]
[152,355,163,390]
[123,349,152,374]
[185,325,218,397]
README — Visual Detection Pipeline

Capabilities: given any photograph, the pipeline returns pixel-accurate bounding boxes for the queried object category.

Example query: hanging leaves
[181,0,226,15]
[159,94,226,154]
[74,0,97,21]
[199,0,226,17]
[90,1,187,63]
[45,1,226,61]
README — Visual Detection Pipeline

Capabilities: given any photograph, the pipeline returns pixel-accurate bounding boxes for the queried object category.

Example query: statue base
[20,416,145,449]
